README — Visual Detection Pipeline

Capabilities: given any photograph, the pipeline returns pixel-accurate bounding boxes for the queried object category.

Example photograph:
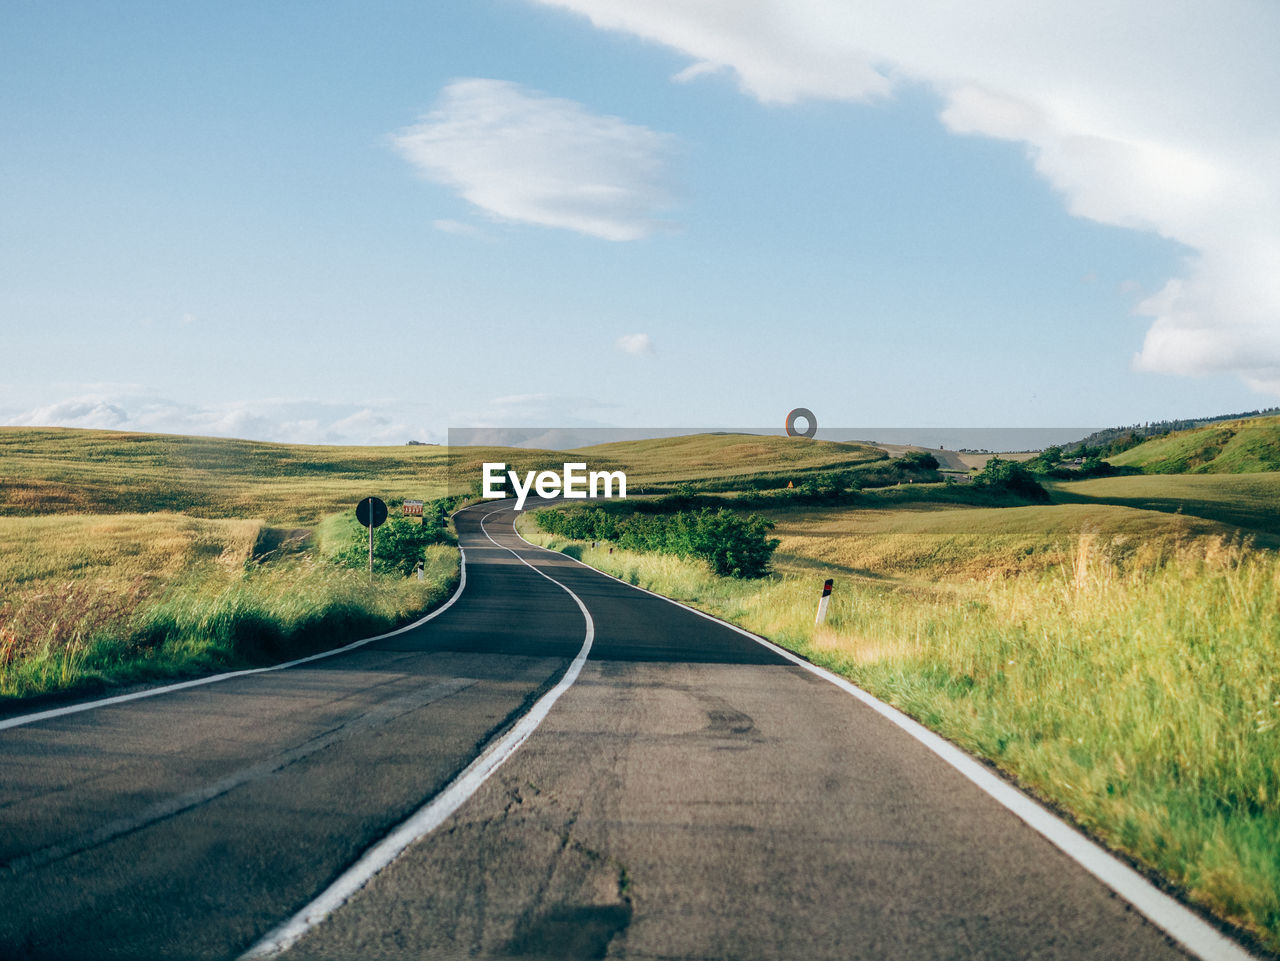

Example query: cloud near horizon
[3,393,436,446]
[529,0,1280,391]
[392,78,679,241]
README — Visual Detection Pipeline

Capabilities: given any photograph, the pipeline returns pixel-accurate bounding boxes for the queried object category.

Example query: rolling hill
[1105,415,1280,473]
[0,428,450,524]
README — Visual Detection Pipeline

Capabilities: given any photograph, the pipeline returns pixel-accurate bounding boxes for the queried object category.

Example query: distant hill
[0,427,450,523]
[1071,407,1280,456]
[1105,416,1280,473]
[0,428,887,521]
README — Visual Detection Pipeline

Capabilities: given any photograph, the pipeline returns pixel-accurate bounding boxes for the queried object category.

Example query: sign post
[355,496,388,577]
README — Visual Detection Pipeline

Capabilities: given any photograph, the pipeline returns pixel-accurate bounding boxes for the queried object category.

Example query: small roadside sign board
[356,496,388,529]
[403,500,424,517]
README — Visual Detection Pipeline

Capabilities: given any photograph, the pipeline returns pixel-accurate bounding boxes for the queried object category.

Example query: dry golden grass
[0,514,262,669]
[764,501,1249,581]
[0,512,459,701]
[0,514,259,697]
[445,433,885,496]
[0,427,449,524]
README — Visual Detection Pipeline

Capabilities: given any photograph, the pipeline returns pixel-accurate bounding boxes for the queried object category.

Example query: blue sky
[3,1,1277,443]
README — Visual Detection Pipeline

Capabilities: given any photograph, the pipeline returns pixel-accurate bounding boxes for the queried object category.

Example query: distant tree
[973,457,1049,502]
[897,450,940,472]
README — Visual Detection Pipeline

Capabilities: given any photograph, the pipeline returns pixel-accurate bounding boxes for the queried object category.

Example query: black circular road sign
[356,496,388,528]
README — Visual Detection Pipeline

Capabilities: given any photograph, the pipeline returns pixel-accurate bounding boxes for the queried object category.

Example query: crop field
[521,484,1280,952]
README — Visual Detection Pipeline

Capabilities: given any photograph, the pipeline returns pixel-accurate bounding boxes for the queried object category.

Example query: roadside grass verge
[518,509,1280,952]
[0,514,459,705]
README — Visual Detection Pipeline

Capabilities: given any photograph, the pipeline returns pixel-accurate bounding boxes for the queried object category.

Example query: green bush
[336,513,452,576]
[535,506,779,578]
[896,450,940,472]
[973,457,1050,502]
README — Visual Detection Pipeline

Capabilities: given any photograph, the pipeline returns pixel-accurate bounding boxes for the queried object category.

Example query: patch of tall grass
[0,513,459,704]
[519,515,1280,951]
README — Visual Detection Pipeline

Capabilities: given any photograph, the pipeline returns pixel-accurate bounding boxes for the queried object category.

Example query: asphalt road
[0,500,1241,960]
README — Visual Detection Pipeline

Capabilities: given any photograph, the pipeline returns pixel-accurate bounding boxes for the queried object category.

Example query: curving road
[0,500,1254,960]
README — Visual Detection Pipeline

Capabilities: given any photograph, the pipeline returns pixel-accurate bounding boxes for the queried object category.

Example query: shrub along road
[0,501,1255,960]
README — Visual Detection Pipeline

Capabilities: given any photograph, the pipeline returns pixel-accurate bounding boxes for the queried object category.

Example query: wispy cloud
[391,78,679,241]
[3,391,439,445]
[432,218,485,237]
[529,0,1280,390]
[616,332,655,356]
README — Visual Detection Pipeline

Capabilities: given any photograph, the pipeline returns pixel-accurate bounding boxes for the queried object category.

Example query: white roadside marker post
[815,578,833,625]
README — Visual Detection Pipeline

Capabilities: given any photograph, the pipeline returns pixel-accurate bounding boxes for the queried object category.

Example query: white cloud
[432,218,484,237]
[616,332,655,356]
[529,0,1280,390]
[391,78,679,241]
[4,392,440,445]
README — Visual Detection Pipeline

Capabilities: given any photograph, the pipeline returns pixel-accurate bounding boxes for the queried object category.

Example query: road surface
[0,500,1251,960]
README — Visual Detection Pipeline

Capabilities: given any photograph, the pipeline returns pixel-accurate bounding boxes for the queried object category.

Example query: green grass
[1108,415,1280,473]
[519,504,1280,952]
[1049,472,1280,537]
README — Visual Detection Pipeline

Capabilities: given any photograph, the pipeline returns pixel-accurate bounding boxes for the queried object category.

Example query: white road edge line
[0,502,487,733]
[511,506,1263,961]
[238,502,594,959]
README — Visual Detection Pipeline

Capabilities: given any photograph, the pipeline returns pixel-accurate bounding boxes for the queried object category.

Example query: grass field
[0,427,450,524]
[446,432,887,495]
[0,511,459,703]
[574,433,885,483]
[2,428,887,518]
[764,500,1262,581]
[520,490,1280,952]
[1049,471,1280,537]
[1107,415,1280,473]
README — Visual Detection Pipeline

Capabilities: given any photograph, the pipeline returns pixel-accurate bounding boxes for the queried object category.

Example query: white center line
[238,502,594,959]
